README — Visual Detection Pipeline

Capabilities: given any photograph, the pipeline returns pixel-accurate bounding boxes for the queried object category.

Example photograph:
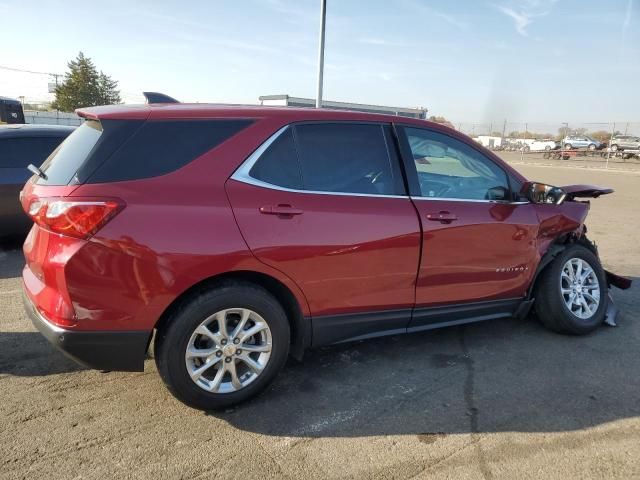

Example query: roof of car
[76,102,431,125]
[0,123,76,138]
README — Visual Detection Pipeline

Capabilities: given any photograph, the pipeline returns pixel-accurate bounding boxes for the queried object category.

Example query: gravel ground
[1,163,638,480]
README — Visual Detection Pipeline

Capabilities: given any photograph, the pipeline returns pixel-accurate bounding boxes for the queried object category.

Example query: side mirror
[522,182,566,205]
[486,186,509,201]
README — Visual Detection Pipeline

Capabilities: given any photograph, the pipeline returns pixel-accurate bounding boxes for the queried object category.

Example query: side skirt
[311,298,525,347]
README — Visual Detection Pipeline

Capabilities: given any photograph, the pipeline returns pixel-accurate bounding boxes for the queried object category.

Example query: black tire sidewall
[537,245,607,334]
[156,284,290,410]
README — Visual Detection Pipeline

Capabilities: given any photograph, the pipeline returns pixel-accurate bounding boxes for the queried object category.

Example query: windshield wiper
[27,164,47,180]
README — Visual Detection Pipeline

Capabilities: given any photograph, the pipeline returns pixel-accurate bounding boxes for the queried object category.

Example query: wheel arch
[154,270,311,361]
[527,230,598,300]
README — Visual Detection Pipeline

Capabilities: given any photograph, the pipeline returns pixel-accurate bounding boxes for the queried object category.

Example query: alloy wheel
[560,258,601,319]
[185,308,272,393]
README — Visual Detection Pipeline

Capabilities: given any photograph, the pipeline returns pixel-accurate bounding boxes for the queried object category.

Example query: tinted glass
[88,119,252,183]
[294,123,396,195]
[38,120,103,185]
[404,127,509,200]
[0,136,65,169]
[249,128,302,189]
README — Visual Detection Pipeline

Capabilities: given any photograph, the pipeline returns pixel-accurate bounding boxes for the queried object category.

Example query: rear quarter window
[87,119,253,183]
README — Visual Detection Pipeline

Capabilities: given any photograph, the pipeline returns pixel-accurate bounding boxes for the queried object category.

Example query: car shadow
[0,332,85,376]
[210,280,639,437]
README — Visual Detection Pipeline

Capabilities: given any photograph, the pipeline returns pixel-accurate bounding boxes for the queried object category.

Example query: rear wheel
[535,245,607,335]
[155,282,290,410]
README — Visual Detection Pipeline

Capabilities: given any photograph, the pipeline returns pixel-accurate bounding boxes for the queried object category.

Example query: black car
[0,96,25,124]
[0,124,75,238]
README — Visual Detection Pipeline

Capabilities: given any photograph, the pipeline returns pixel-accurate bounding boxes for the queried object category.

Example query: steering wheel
[419,179,453,197]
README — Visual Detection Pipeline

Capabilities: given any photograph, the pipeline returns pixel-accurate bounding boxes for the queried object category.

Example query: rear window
[0,136,66,169]
[38,120,102,185]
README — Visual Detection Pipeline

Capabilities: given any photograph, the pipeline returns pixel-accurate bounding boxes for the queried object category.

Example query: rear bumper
[23,290,149,372]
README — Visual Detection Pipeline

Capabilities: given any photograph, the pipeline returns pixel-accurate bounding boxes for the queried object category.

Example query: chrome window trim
[230,124,530,204]
[410,196,529,205]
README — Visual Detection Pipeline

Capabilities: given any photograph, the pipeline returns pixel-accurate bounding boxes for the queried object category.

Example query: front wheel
[535,244,607,335]
[588,144,596,151]
[564,143,573,150]
[155,282,290,410]
[611,144,619,152]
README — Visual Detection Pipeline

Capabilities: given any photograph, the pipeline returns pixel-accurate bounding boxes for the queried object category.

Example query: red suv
[21,97,630,410]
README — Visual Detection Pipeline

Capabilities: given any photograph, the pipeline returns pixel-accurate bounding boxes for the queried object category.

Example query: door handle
[425,211,458,223]
[259,204,304,216]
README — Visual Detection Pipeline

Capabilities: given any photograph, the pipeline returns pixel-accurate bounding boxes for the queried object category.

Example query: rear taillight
[25,197,123,239]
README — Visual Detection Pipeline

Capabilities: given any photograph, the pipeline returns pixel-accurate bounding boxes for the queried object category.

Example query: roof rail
[143,92,179,104]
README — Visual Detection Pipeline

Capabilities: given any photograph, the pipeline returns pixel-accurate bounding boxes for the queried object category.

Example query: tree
[428,115,455,128]
[51,52,121,112]
[589,130,622,142]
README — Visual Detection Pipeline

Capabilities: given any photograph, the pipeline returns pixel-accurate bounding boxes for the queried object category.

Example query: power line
[0,64,62,77]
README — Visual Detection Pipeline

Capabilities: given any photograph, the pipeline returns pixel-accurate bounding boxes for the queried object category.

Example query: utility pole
[606,122,616,169]
[316,0,327,108]
[50,72,62,123]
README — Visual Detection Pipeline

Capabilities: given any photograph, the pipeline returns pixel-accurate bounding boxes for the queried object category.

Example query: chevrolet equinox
[21,94,631,410]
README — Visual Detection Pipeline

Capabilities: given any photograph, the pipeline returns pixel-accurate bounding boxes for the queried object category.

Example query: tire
[564,143,572,150]
[535,245,607,335]
[611,144,618,152]
[588,144,596,151]
[544,145,551,151]
[155,282,290,410]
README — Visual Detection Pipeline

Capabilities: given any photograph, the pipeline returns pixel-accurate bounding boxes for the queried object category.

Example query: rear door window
[248,128,302,189]
[293,123,400,195]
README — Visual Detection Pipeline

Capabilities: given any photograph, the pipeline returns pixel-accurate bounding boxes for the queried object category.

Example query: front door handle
[425,211,458,223]
[259,204,304,216]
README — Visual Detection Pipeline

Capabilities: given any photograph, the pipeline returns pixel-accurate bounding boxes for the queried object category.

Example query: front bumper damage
[604,270,632,327]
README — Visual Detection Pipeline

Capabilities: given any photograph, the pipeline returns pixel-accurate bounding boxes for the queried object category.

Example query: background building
[259,94,428,119]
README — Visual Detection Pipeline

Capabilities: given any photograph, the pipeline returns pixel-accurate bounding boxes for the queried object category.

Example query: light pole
[316,0,327,108]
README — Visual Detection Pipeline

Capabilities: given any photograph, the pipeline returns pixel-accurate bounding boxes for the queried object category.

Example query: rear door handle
[425,211,458,223]
[259,204,304,216]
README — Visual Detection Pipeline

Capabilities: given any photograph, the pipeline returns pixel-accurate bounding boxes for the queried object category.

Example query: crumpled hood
[561,184,614,199]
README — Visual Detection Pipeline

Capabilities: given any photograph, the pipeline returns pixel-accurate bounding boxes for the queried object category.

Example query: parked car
[0,96,25,124]
[0,124,74,238]
[610,135,640,151]
[21,98,631,410]
[524,139,558,151]
[562,135,602,150]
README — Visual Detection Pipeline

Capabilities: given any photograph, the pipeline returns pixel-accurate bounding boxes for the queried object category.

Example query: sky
[0,0,638,125]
